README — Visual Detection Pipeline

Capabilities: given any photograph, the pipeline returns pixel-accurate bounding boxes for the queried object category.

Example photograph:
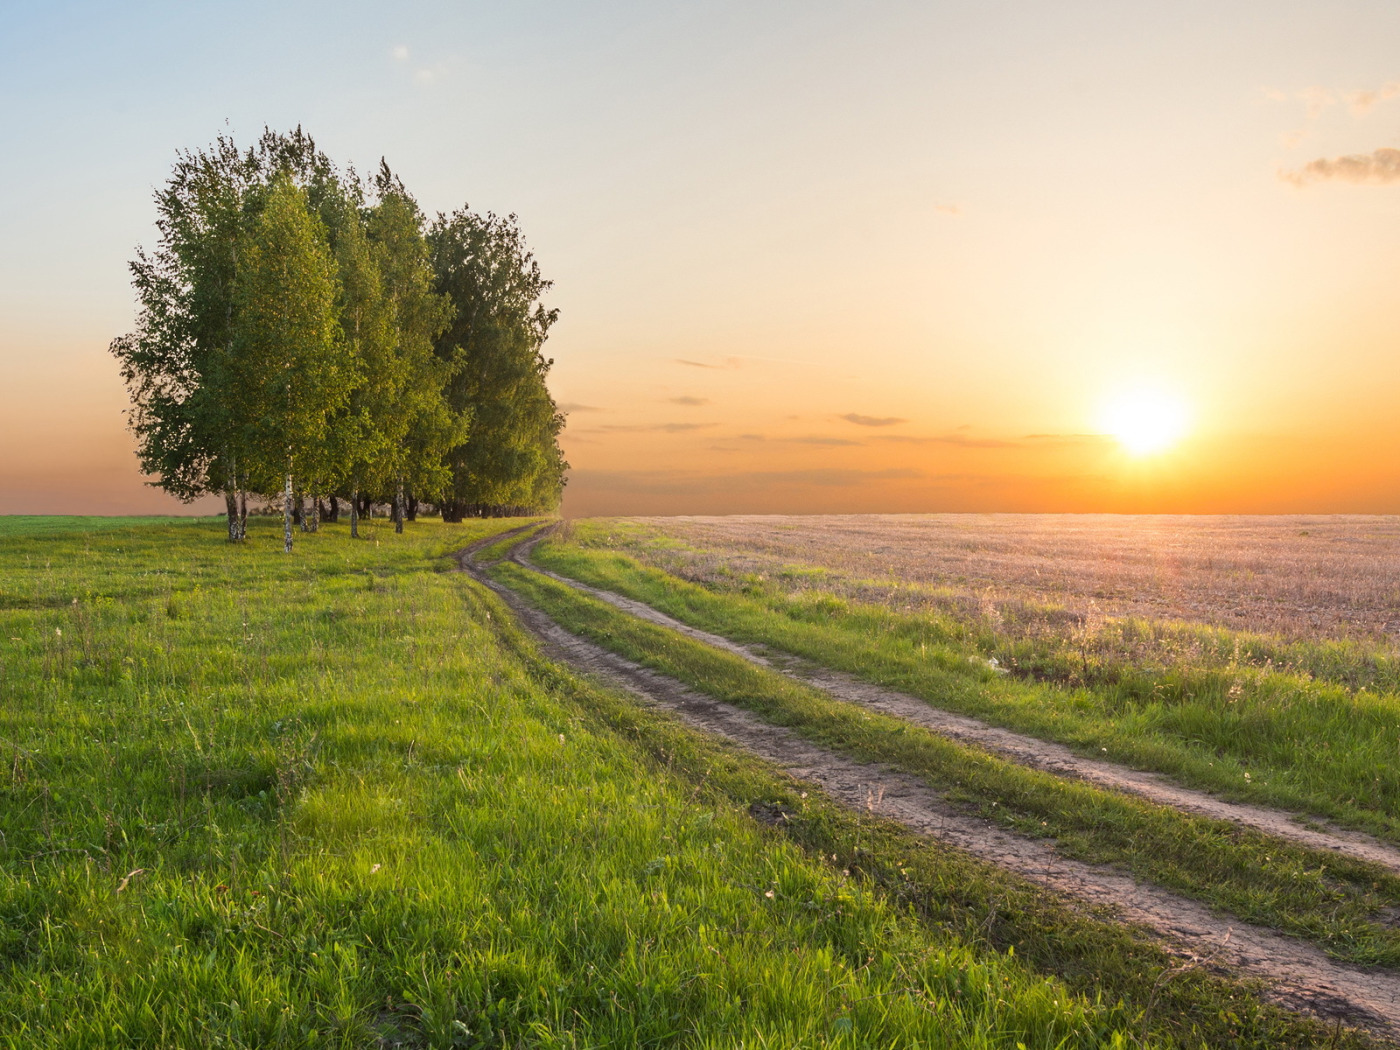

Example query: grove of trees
[110,128,566,551]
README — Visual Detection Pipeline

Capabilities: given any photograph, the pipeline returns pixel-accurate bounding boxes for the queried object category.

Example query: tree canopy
[111,128,567,548]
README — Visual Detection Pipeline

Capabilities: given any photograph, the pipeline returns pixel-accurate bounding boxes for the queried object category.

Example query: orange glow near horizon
[4,6,1400,518]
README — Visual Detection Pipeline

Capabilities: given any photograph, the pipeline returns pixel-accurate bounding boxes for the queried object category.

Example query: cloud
[1021,433,1113,447]
[391,45,409,61]
[840,413,907,428]
[568,467,922,496]
[675,357,742,370]
[935,203,961,216]
[558,402,602,414]
[668,396,709,406]
[870,432,1111,450]
[1346,81,1400,115]
[1265,81,1400,151]
[593,422,718,434]
[786,436,863,446]
[1282,147,1400,186]
[874,433,1017,449]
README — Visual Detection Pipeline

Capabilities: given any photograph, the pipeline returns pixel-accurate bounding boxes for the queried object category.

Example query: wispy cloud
[871,432,1110,449]
[668,396,710,406]
[935,203,961,216]
[1282,147,1400,186]
[874,433,1017,448]
[568,467,921,495]
[1266,80,1400,149]
[593,422,718,434]
[1347,81,1400,115]
[1267,81,1400,118]
[389,43,444,85]
[558,402,602,414]
[675,357,742,370]
[787,436,863,446]
[840,413,906,428]
[1021,433,1113,447]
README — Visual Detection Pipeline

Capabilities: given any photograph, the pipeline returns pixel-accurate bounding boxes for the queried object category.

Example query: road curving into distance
[458,524,1400,1042]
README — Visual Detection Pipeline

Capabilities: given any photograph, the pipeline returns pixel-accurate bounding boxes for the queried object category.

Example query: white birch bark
[283,472,294,554]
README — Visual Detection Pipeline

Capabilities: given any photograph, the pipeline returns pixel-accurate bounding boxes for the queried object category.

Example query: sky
[2,0,1398,516]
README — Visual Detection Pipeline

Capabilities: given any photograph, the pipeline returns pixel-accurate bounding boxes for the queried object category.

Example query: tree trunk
[238,489,248,540]
[350,480,359,539]
[224,447,240,542]
[394,478,405,535]
[296,491,307,531]
[310,494,320,533]
[328,495,339,523]
[406,495,418,522]
[283,472,294,554]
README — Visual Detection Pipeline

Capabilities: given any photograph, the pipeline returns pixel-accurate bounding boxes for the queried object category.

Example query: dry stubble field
[634,514,1400,643]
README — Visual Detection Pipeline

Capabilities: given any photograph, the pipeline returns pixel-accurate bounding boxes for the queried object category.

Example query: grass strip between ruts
[491,556,1400,970]
[478,564,1386,1049]
[533,524,1400,844]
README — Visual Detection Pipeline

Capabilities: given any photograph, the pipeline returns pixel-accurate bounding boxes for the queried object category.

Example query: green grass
[470,519,549,563]
[0,514,1155,1049]
[506,614,1376,1050]
[491,556,1400,969]
[532,521,1400,843]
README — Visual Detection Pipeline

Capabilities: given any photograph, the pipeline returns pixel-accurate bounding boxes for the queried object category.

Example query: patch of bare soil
[513,538,1400,878]
[459,536,1400,1040]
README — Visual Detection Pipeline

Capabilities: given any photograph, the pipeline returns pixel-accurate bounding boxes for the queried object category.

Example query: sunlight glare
[1099,386,1189,455]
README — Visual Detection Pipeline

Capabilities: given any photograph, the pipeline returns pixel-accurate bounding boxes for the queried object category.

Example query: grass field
[497,549,1400,961]
[3,513,1391,1048]
[629,514,1400,643]
[0,514,1164,1049]
[534,518,1400,843]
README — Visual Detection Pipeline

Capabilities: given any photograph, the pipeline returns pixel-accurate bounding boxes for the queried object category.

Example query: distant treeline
[111,128,566,550]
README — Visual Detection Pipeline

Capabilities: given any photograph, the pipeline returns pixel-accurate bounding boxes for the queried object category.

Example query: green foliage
[109,135,258,501]
[232,175,354,492]
[110,129,560,537]
[360,167,463,505]
[429,209,566,517]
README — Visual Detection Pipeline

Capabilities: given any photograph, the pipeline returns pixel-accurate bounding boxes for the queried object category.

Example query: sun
[1098,386,1189,455]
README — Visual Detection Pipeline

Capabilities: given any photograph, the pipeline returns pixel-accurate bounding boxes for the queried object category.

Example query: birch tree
[110,136,259,539]
[232,176,354,553]
[361,167,462,533]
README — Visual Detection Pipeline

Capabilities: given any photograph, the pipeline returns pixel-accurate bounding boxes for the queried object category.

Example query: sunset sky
[2,1,1398,516]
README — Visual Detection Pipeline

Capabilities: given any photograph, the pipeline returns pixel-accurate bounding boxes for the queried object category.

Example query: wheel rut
[458,533,1400,1041]
[508,536,1400,880]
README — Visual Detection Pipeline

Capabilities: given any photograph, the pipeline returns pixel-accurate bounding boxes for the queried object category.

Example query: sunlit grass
[538,520,1400,842]
[0,515,1153,1049]
[495,554,1400,969]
